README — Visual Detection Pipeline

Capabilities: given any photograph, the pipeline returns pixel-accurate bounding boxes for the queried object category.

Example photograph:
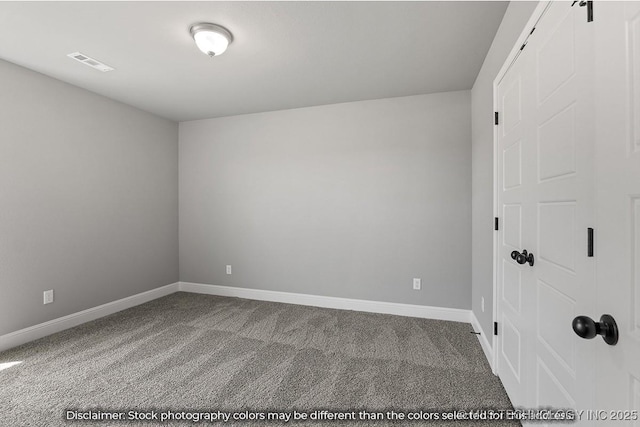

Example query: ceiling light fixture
[190,23,233,57]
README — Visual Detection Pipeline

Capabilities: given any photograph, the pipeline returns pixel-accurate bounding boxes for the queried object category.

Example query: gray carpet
[0,292,517,426]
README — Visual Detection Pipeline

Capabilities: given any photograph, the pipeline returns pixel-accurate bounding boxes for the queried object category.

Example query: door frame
[490,1,550,374]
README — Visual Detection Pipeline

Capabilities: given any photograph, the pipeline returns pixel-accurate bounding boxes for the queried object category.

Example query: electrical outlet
[43,290,54,305]
[413,278,421,290]
[481,297,485,312]
[226,265,232,275]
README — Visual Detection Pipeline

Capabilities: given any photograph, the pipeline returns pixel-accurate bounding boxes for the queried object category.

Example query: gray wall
[180,91,471,309]
[0,59,179,335]
[471,2,537,338]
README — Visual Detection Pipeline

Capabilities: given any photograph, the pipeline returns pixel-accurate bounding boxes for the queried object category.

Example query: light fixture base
[190,23,233,57]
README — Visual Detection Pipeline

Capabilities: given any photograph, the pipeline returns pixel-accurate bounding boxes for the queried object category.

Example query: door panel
[630,10,640,151]
[538,202,576,272]
[537,9,576,105]
[502,261,522,314]
[504,141,523,189]
[502,77,523,135]
[536,357,575,408]
[635,199,640,333]
[496,29,534,406]
[497,1,640,421]
[537,280,576,375]
[496,1,594,416]
[501,313,522,382]
[531,2,595,417]
[537,104,576,182]
[503,204,522,249]
[594,2,640,422]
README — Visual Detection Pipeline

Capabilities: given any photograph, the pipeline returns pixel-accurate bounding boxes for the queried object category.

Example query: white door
[496,22,535,407]
[496,0,596,415]
[592,2,640,423]
[529,0,596,417]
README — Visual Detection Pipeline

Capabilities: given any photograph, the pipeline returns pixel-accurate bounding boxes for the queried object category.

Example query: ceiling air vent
[66,52,114,72]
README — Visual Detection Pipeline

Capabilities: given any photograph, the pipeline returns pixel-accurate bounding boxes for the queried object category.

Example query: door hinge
[494,112,499,125]
[494,322,498,336]
[519,42,527,51]
[573,0,593,22]
[587,227,594,257]
[494,217,499,231]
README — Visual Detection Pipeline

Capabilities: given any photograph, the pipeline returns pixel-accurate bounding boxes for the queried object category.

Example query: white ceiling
[0,1,508,122]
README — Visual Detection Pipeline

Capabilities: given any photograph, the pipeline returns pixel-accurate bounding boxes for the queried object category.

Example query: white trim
[494,1,552,87]
[0,282,180,353]
[1,281,473,353]
[492,72,500,375]
[179,282,471,323]
[471,312,495,374]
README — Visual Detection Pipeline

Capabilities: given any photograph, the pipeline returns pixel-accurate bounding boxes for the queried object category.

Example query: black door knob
[572,314,618,345]
[510,249,534,266]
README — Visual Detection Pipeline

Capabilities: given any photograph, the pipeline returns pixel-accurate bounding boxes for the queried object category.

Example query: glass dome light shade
[190,23,233,57]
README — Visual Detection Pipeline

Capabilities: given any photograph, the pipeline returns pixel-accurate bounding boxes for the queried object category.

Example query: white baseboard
[0,282,180,353]
[470,311,495,373]
[1,281,473,354]
[179,282,471,323]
